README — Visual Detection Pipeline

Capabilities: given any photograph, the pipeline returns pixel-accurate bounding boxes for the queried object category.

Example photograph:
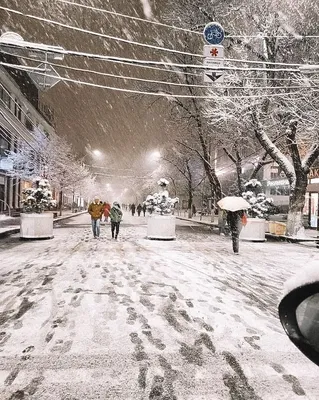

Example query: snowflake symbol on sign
[210,48,219,57]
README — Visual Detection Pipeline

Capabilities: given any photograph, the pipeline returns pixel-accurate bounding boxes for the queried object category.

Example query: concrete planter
[20,212,54,239]
[239,217,266,242]
[147,215,176,240]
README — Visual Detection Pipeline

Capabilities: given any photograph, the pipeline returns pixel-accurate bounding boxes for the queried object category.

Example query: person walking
[110,202,123,240]
[137,204,142,217]
[103,201,111,222]
[131,203,136,216]
[88,196,104,238]
[226,210,246,254]
[142,203,147,217]
[192,204,196,217]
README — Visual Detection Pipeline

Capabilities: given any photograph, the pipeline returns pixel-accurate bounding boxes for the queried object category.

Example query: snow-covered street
[0,213,319,400]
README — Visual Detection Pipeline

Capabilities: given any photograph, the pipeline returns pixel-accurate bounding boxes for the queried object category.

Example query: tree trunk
[236,160,244,194]
[59,190,63,217]
[286,172,308,236]
[187,184,193,219]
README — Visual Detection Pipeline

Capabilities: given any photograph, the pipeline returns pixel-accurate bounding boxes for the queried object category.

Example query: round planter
[20,212,54,239]
[239,217,266,242]
[147,215,176,240]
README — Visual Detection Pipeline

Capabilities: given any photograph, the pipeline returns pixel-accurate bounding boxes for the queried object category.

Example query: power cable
[4,52,315,90]
[0,5,203,59]
[0,49,201,78]
[1,6,315,69]
[53,0,319,40]
[55,0,201,35]
[0,42,302,72]
[0,62,310,99]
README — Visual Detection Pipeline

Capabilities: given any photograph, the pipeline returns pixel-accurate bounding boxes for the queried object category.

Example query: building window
[0,136,9,158]
[0,85,11,110]
[25,113,33,131]
[14,100,22,121]
[270,186,290,196]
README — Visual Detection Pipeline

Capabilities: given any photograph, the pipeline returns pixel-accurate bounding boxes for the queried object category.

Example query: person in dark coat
[131,203,136,216]
[226,210,245,254]
[110,202,123,240]
[137,204,142,216]
[142,203,147,217]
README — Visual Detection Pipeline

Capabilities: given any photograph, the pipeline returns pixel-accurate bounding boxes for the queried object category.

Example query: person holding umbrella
[217,197,250,254]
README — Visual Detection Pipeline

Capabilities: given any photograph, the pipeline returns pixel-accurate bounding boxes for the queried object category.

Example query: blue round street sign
[203,22,225,45]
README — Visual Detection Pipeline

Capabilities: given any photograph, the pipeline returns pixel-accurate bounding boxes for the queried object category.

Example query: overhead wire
[0,52,209,89]
[1,5,316,70]
[0,62,312,99]
[53,0,319,40]
[0,42,302,73]
[3,52,315,91]
[0,5,203,59]
[54,0,201,35]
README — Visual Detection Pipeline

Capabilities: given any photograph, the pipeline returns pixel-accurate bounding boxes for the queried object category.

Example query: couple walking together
[88,197,123,239]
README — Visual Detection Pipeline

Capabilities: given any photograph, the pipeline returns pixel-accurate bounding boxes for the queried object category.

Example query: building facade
[0,55,55,214]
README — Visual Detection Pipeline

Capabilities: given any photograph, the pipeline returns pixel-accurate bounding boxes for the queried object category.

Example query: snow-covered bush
[22,178,56,214]
[144,178,179,215]
[242,179,274,219]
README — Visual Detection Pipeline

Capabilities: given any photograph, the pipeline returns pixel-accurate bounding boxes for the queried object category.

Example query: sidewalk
[176,213,219,227]
[0,210,87,238]
[176,214,318,247]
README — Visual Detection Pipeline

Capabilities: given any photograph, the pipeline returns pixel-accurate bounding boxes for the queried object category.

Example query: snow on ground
[0,213,318,399]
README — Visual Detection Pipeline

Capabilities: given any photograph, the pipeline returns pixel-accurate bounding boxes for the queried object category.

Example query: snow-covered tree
[21,178,56,214]
[167,0,319,235]
[6,128,94,215]
[242,179,275,219]
[162,145,205,218]
[144,178,179,215]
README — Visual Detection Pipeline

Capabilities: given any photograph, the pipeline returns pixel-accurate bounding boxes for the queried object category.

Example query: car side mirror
[279,282,319,366]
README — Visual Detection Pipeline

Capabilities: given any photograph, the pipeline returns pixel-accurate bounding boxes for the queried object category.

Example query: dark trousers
[231,229,239,253]
[227,212,241,254]
[111,222,120,238]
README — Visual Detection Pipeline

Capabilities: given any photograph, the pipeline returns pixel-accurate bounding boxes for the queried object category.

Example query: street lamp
[150,150,161,160]
[92,149,102,157]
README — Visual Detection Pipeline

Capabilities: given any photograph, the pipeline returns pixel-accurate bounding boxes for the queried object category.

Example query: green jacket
[110,205,123,223]
[88,202,104,220]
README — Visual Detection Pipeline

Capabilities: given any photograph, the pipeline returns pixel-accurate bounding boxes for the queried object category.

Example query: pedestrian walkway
[0,214,318,399]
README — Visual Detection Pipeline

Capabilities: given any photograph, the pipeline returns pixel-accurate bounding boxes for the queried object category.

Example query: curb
[53,210,87,223]
[0,211,88,239]
[176,216,219,228]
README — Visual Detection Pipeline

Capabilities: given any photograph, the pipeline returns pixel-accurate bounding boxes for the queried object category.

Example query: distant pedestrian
[103,202,111,222]
[131,203,136,216]
[192,204,196,217]
[226,210,246,254]
[142,203,146,217]
[88,196,104,238]
[137,204,142,217]
[110,202,123,240]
